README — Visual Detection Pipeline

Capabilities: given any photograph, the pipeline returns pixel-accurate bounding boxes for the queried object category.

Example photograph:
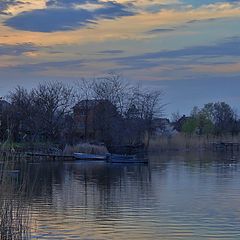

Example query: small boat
[73,153,107,161]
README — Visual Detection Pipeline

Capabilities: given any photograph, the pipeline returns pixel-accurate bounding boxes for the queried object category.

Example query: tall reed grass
[63,143,108,155]
[0,154,33,239]
[149,133,240,152]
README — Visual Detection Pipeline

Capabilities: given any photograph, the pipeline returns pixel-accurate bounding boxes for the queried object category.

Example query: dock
[0,151,148,164]
[26,152,74,161]
[212,142,240,152]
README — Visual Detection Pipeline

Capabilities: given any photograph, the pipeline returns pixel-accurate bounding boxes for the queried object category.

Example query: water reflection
[26,161,155,240]
[2,152,240,239]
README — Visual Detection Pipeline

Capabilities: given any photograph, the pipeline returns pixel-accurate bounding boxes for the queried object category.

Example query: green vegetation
[182,118,198,136]
[151,101,240,152]
[177,102,238,137]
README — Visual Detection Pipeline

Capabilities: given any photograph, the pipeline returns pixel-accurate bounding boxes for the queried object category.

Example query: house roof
[0,99,11,111]
[74,99,113,110]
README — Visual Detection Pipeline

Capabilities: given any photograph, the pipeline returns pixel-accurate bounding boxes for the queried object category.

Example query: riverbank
[1,135,240,164]
[0,142,110,163]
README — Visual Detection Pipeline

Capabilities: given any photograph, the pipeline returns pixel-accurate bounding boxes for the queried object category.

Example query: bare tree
[6,77,164,149]
[74,74,164,147]
[92,73,130,115]
[127,86,164,147]
[7,82,74,143]
[7,86,36,142]
[32,81,74,142]
[74,73,130,144]
[74,78,95,140]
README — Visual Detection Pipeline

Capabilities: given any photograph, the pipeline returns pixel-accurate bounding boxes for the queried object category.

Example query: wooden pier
[26,152,74,161]
[0,151,74,163]
[212,142,240,152]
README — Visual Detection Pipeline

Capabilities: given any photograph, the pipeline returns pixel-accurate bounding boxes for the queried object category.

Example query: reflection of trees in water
[8,159,172,230]
[151,151,240,182]
[3,154,240,238]
[58,163,153,217]
[21,162,158,221]
[73,164,152,220]
[24,163,65,203]
[0,161,33,240]
[181,151,239,178]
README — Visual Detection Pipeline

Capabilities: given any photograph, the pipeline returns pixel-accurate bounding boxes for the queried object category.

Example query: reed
[63,143,109,155]
[149,133,240,152]
[0,155,32,239]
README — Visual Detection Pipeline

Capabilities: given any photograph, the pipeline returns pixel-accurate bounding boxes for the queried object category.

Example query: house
[0,99,11,139]
[152,118,176,136]
[0,99,11,113]
[173,115,191,132]
[0,99,11,124]
[73,99,118,140]
[125,104,139,119]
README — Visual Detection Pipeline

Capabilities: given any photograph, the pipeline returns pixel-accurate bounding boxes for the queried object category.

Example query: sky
[0,0,240,116]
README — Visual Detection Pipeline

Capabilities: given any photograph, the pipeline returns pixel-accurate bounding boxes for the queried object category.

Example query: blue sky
[0,0,240,116]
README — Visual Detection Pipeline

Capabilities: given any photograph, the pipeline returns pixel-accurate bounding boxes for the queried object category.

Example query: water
[4,152,240,239]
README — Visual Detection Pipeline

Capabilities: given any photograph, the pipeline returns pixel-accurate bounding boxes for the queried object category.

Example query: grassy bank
[0,141,109,158]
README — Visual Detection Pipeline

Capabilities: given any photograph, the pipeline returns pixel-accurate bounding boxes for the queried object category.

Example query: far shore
[1,134,240,163]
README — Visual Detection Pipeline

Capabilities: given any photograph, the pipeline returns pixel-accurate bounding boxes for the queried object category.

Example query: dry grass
[0,157,32,239]
[63,143,109,155]
[149,133,240,152]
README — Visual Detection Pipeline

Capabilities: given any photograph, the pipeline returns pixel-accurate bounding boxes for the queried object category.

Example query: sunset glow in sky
[0,0,240,114]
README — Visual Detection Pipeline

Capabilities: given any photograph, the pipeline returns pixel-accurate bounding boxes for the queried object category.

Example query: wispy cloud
[147,28,176,34]
[109,36,240,68]
[0,0,46,16]
[191,62,240,74]
[0,59,85,73]
[4,1,134,32]
[0,43,39,56]
[0,1,239,47]
[98,50,125,55]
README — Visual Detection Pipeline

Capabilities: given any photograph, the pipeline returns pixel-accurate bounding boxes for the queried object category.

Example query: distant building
[173,115,191,132]
[73,99,118,140]
[0,99,11,125]
[125,104,139,119]
[152,118,176,136]
[0,99,11,139]
[0,99,11,112]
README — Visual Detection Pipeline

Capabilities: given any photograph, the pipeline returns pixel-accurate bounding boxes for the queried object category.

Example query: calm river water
[9,152,240,239]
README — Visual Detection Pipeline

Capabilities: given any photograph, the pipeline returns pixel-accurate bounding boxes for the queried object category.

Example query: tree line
[176,102,239,136]
[0,74,163,148]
